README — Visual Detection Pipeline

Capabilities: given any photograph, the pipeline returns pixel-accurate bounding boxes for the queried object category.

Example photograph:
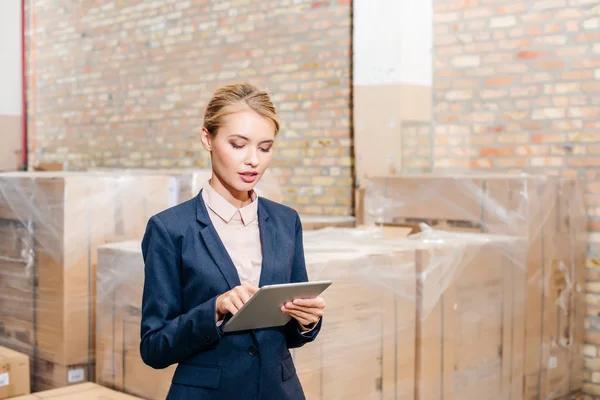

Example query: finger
[292,297,325,308]
[288,304,323,317]
[285,308,320,325]
[224,301,240,315]
[287,311,315,327]
[230,295,244,311]
[242,282,260,295]
[249,285,260,295]
[284,303,309,312]
[285,303,324,316]
[281,307,320,325]
[282,308,311,325]
[238,289,251,304]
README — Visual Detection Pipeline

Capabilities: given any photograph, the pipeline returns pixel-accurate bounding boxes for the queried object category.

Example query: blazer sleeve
[139,215,222,369]
[284,212,323,349]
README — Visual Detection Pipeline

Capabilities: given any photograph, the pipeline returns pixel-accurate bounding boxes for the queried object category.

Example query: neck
[209,173,252,209]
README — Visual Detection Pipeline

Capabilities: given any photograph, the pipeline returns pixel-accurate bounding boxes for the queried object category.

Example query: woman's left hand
[281,297,326,327]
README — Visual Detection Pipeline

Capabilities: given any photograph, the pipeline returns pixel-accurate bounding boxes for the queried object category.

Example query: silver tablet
[222,280,333,333]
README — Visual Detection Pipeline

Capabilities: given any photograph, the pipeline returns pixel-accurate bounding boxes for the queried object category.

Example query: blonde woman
[139,83,325,399]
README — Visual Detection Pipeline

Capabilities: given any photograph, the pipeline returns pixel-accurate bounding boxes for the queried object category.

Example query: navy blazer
[139,190,322,400]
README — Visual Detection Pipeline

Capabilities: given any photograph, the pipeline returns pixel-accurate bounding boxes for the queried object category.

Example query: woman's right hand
[215,282,259,321]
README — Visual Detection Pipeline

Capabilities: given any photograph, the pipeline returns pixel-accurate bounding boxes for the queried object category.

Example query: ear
[201,127,212,151]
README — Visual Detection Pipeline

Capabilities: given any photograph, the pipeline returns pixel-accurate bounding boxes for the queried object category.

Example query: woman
[139,83,326,400]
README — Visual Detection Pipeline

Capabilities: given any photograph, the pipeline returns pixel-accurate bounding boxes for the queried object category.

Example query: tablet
[222,280,332,333]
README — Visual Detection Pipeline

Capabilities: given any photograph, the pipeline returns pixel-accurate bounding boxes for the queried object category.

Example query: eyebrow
[229,134,274,144]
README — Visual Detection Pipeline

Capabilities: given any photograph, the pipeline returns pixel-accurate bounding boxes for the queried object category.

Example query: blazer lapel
[258,199,278,287]
[196,190,241,290]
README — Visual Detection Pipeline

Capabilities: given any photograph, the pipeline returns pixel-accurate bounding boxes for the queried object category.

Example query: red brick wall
[433,1,600,397]
[25,0,353,215]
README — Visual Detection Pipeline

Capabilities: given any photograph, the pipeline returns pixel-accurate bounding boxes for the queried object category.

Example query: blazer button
[204,334,211,343]
[248,346,258,356]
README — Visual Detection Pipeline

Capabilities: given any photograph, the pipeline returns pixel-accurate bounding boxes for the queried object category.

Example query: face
[201,109,276,199]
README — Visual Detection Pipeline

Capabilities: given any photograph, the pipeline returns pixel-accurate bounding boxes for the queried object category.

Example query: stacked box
[0,346,30,399]
[95,225,526,399]
[362,174,586,399]
[10,382,142,399]
[95,241,174,400]
[0,172,173,391]
[299,227,525,399]
[95,239,408,399]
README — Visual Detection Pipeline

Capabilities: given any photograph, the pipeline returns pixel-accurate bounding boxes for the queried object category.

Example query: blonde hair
[203,83,280,136]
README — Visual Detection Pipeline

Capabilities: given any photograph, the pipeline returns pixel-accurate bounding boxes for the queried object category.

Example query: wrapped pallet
[10,382,142,399]
[362,174,587,399]
[0,172,175,391]
[297,226,527,400]
[95,224,527,400]
[95,241,174,399]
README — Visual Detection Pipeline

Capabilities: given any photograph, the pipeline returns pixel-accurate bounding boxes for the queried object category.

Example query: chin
[230,176,259,193]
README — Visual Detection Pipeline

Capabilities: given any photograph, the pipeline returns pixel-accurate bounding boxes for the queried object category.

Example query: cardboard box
[33,359,94,393]
[361,175,586,399]
[0,346,30,399]
[298,226,525,399]
[96,240,414,400]
[294,248,417,399]
[299,215,356,231]
[96,225,527,400]
[0,172,173,390]
[96,242,175,400]
[415,234,524,400]
[10,382,142,399]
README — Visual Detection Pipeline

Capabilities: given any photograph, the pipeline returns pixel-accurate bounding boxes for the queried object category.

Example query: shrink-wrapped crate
[0,172,174,391]
[95,225,527,400]
[362,174,586,399]
[95,241,174,399]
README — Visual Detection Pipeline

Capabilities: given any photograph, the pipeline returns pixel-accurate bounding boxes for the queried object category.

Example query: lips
[239,171,258,183]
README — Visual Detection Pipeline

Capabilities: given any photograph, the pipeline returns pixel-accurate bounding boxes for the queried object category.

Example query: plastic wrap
[87,167,284,204]
[87,168,357,231]
[95,225,522,400]
[95,241,172,399]
[0,171,241,392]
[359,174,587,399]
[92,173,585,399]
[10,382,143,399]
[299,215,356,231]
[2,170,586,399]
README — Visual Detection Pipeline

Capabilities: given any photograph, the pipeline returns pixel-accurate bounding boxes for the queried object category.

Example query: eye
[259,146,272,153]
[230,142,244,149]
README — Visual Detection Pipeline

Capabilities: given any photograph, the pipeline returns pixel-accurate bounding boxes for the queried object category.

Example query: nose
[245,148,259,167]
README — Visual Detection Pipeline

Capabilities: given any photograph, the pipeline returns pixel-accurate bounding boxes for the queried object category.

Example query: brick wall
[433,0,600,397]
[24,0,353,215]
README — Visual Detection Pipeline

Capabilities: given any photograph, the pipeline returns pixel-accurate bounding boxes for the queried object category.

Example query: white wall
[0,0,22,116]
[353,0,433,86]
[0,0,23,170]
